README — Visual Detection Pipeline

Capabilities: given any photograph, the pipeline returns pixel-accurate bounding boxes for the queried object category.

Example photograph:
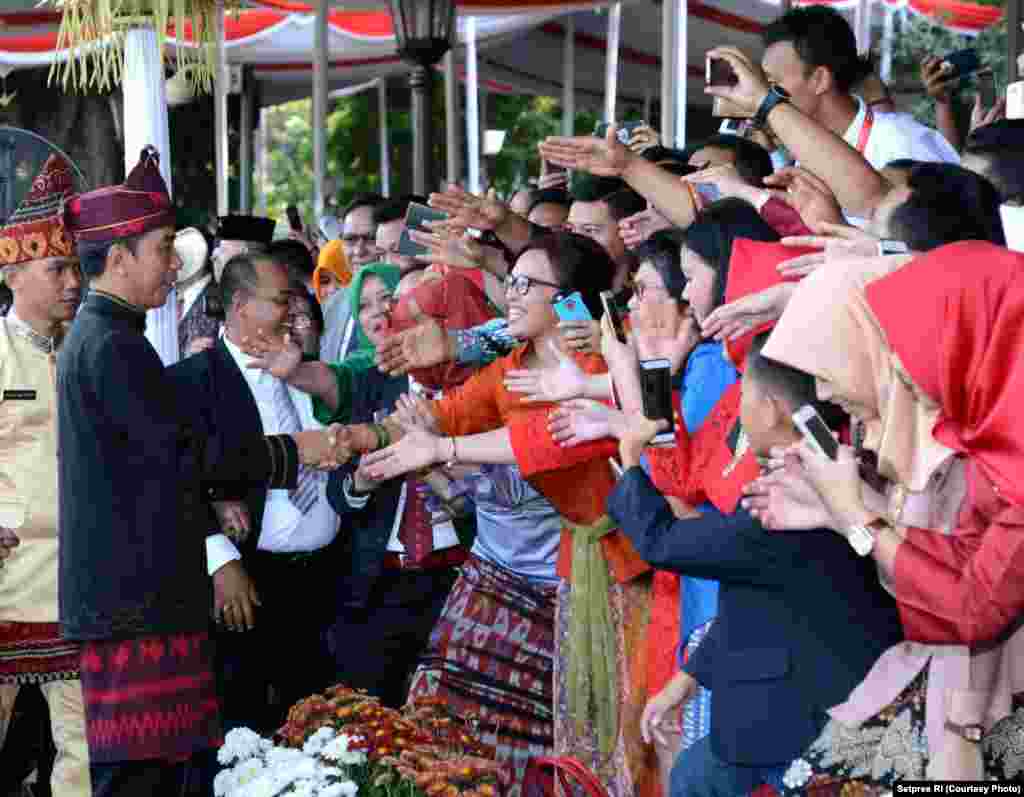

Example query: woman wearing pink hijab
[747,242,1024,791]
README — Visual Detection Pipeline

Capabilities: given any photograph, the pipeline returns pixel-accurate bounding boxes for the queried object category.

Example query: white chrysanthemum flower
[274,756,319,788]
[287,779,318,797]
[782,758,813,790]
[235,772,279,797]
[219,727,267,765]
[317,766,344,782]
[230,758,267,791]
[266,746,307,768]
[319,782,358,797]
[213,768,237,797]
[303,727,337,756]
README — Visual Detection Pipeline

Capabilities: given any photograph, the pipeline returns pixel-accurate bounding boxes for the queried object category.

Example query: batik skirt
[408,554,559,797]
[79,631,220,764]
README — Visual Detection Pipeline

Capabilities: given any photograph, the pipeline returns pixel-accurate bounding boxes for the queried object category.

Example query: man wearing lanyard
[759,6,959,175]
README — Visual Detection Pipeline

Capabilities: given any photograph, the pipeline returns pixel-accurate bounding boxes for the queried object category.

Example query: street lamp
[389,0,456,194]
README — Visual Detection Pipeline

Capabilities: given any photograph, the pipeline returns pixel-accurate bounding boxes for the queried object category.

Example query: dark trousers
[327,566,457,709]
[670,737,784,797]
[89,749,216,797]
[215,548,336,735]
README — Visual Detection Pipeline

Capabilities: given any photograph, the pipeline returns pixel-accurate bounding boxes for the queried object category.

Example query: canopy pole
[603,2,622,124]
[444,51,462,187]
[379,79,391,198]
[854,0,872,54]
[124,25,178,366]
[1009,0,1022,87]
[479,86,489,189]
[466,17,481,196]
[643,87,652,124]
[312,0,328,215]
[880,6,894,83]
[562,16,575,136]
[239,67,254,213]
[214,0,229,217]
[257,107,268,216]
[675,0,687,149]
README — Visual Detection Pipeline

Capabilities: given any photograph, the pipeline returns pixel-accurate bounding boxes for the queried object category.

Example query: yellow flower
[51,226,72,256]
[23,232,47,260]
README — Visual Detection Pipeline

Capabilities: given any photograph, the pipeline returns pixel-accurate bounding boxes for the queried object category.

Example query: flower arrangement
[217,685,503,797]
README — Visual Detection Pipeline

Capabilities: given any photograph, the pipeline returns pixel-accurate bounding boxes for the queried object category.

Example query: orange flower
[0,237,19,264]
[22,232,47,260]
[50,226,72,256]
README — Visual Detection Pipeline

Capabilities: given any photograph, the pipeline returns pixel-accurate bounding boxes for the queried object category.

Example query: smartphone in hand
[640,358,676,447]
[286,204,303,233]
[552,291,593,323]
[398,202,449,258]
[594,120,646,145]
[706,56,738,87]
[942,48,981,79]
[792,404,839,460]
[600,290,627,344]
[977,69,998,108]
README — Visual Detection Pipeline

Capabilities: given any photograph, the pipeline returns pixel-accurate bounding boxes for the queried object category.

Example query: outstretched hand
[427,184,509,231]
[538,124,633,177]
[242,328,303,382]
[504,340,588,403]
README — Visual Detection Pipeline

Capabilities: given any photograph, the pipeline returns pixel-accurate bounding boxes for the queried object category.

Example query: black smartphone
[706,56,739,88]
[977,70,997,108]
[792,404,839,460]
[203,289,225,320]
[600,290,627,344]
[640,358,676,447]
[594,120,646,145]
[398,202,449,258]
[286,204,303,233]
[693,183,722,204]
[942,48,981,79]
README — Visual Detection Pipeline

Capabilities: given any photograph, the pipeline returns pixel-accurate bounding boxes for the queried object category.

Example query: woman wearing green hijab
[249,260,467,706]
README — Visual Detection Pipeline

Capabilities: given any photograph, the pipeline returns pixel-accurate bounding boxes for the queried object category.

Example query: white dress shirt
[205,333,339,575]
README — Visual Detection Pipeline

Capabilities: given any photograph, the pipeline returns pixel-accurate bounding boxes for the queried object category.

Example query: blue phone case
[552,291,593,322]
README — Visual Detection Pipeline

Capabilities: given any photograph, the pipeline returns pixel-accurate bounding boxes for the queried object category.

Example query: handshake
[293,425,357,471]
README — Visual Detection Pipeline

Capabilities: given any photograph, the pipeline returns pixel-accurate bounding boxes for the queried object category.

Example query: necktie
[269,379,323,515]
[398,478,434,565]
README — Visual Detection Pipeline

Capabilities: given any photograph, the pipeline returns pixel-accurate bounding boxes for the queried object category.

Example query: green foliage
[890,5,1008,126]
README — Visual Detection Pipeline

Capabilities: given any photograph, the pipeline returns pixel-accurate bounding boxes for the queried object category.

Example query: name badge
[2,390,36,401]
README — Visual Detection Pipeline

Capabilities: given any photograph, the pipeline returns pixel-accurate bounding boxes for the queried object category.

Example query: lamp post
[389,0,456,195]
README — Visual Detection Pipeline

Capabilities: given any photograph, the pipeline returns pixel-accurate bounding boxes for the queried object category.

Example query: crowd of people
[0,5,1022,797]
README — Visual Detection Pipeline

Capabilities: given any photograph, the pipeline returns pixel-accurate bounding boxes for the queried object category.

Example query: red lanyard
[856,106,875,155]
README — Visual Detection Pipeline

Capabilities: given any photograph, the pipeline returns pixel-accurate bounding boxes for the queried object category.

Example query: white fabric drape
[124,27,180,366]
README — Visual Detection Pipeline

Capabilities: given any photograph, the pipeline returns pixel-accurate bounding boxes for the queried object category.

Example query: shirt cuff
[206,533,242,576]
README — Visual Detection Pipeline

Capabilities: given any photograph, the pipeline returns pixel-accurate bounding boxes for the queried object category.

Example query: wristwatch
[945,719,984,743]
[877,239,910,256]
[753,85,791,129]
[844,518,888,557]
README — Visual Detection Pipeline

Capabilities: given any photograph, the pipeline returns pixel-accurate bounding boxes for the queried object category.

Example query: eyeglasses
[504,273,564,297]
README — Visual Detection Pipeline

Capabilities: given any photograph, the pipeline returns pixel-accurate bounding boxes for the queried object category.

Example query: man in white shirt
[760,6,959,175]
[169,251,339,734]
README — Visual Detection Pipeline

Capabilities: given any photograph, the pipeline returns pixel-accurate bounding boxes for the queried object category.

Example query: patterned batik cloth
[680,619,714,752]
[553,575,655,797]
[0,621,79,684]
[408,554,558,797]
[79,631,220,764]
[983,696,1024,781]
[780,669,929,796]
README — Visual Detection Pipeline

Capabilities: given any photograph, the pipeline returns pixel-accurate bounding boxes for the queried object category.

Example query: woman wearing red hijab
[755,242,1024,789]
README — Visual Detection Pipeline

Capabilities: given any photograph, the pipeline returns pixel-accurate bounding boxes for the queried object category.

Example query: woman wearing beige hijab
[743,243,1024,792]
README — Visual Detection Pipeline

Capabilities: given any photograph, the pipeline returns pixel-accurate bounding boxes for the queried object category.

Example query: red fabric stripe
[87,698,219,747]
[84,671,214,706]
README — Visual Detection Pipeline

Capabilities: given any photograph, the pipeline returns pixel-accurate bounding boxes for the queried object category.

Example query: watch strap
[754,87,790,129]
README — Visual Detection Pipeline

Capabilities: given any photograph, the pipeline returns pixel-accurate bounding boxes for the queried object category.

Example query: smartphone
[718,118,746,135]
[640,359,676,447]
[600,290,627,344]
[398,202,449,258]
[594,120,646,145]
[977,69,997,108]
[318,215,341,242]
[694,183,722,204]
[942,48,981,79]
[286,204,303,233]
[706,56,738,88]
[792,404,839,460]
[552,291,593,323]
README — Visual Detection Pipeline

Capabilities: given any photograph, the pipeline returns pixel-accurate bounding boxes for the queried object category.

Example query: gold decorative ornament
[43,0,239,94]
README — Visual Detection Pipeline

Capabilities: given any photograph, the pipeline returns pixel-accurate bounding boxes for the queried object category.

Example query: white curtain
[124,26,180,366]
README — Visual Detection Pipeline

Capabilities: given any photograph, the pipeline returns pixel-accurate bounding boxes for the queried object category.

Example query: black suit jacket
[325,366,410,610]
[608,467,904,767]
[168,339,270,556]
